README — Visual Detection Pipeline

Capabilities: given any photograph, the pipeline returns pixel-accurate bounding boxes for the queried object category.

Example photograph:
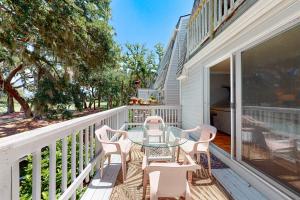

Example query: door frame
[204,56,235,157]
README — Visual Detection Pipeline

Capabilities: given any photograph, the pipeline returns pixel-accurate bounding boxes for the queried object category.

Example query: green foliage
[0,0,118,116]
[20,134,92,199]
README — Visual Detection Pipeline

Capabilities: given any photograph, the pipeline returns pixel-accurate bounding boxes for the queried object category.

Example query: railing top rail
[0,106,127,161]
[243,106,300,113]
[127,105,181,109]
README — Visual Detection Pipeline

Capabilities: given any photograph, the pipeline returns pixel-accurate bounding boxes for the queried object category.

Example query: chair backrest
[154,166,190,196]
[143,116,165,130]
[95,125,117,153]
[146,155,199,197]
[95,125,111,142]
[199,124,217,142]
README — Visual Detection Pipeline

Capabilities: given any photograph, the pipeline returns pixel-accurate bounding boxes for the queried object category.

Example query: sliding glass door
[239,24,300,196]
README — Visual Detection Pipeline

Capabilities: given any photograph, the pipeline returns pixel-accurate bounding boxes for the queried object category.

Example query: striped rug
[110,145,231,200]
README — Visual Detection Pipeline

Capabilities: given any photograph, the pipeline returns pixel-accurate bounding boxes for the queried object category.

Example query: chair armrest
[99,140,121,152]
[109,129,129,139]
[181,126,201,138]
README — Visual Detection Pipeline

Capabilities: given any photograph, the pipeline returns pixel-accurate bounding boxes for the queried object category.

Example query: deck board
[82,129,268,200]
[212,168,268,200]
[81,155,121,200]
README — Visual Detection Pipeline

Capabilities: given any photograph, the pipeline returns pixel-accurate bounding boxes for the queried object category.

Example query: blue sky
[111,0,193,50]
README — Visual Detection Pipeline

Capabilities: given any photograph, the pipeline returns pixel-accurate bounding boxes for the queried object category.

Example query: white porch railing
[127,105,182,127]
[243,106,300,136]
[187,0,246,56]
[188,0,211,55]
[214,0,245,30]
[0,105,181,200]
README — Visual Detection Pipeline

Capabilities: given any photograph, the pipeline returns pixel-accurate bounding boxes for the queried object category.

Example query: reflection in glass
[241,24,300,195]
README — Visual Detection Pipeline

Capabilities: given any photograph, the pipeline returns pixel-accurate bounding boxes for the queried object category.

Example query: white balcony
[0,105,268,200]
[187,0,246,56]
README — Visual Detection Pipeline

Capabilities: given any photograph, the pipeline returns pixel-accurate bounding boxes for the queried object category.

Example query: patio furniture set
[95,116,217,200]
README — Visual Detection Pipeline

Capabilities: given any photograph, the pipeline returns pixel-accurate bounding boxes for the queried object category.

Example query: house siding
[181,65,204,129]
[180,0,300,199]
[163,16,190,105]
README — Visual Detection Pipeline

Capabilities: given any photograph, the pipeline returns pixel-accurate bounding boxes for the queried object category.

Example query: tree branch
[6,64,23,83]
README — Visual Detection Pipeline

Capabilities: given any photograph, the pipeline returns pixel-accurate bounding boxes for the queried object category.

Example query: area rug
[110,145,230,200]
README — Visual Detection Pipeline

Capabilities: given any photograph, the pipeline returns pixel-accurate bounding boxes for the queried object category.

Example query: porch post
[0,150,12,200]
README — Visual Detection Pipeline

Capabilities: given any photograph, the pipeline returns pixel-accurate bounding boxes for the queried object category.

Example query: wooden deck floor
[81,155,121,200]
[109,145,230,200]
[82,129,267,200]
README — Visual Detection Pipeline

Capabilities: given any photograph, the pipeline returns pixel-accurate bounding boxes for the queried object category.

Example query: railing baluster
[202,8,205,41]
[71,132,76,200]
[49,142,56,200]
[197,14,200,46]
[79,130,83,189]
[32,150,41,200]
[12,160,20,200]
[85,127,90,183]
[224,0,228,17]
[61,137,68,192]
[90,126,94,176]
[231,0,234,10]
[214,0,218,28]
[218,0,222,25]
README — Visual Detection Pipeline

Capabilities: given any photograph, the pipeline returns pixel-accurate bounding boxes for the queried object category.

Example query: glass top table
[127,126,188,148]
[127,125,188,162]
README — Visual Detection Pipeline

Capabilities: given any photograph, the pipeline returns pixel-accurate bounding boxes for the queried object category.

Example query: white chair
[95,125,132,182]
[143,116,166,143]
[142,154,200,200]
[178,124,217,176]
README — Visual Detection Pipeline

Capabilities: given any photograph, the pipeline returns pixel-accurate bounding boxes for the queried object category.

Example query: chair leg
[108,154,111,165]
[207,151,212,176]
[196,153,200,164]
[142,171,148,200]
[129,150,132,162]
[196,153,201,177]
[100,158,104,178]
[177,147,180,162]
[185,182,191,200]
[121,154,127,182]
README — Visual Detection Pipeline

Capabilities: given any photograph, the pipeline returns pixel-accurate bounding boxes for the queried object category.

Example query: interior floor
[212,131,231,154]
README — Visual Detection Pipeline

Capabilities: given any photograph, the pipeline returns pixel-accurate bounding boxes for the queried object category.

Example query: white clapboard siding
[158,15,190,105]
[181,64,204,129]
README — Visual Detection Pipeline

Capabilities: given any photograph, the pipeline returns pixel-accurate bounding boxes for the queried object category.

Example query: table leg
[188,171,193,183]
[177,147,180,162]
[142,171,148,199]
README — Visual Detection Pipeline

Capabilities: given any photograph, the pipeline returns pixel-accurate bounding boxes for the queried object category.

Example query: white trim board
[212,168,268,200]
[210,146,296,199]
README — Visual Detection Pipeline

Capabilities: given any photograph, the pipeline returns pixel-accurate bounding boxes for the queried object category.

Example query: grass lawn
[0,95,108,115]
[0,96,22,114]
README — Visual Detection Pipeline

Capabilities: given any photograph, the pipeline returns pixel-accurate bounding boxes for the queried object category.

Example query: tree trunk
[2,81,32,117]
[97,94,101,108]
[88,98,92,108]
[108,96,113,109]
[1,82,32,118]
[7,94,14,113]
[84,99,87,109]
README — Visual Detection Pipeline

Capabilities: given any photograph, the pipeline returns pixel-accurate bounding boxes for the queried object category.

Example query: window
[241,24,300,195]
